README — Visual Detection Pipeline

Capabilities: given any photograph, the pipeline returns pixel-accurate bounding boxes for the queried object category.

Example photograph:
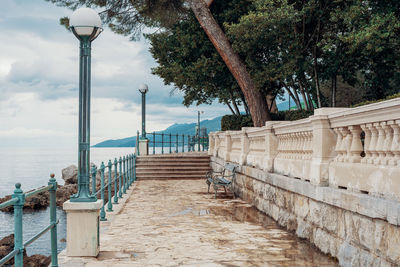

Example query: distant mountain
[93,116,222,147]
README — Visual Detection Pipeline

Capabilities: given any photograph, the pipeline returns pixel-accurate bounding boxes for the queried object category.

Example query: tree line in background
[49,0,400,126]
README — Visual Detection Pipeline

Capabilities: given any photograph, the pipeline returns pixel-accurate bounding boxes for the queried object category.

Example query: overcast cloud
[0,0,230,148]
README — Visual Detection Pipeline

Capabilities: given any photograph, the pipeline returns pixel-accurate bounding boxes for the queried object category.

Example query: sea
[0,147,136,256]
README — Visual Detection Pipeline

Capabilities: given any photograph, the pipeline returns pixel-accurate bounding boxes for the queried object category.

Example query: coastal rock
[0,192,50,212]
[62,165,78,185]
[56,184,77,206]
[24,254,51,267]
[0,234,50,266]
[0,234,15,263]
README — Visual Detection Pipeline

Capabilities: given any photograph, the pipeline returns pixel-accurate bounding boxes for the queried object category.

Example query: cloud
[0,0,231,148]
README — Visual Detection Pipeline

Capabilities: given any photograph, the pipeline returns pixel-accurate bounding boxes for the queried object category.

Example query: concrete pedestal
[63,200,103,257]
[139,139,149,155]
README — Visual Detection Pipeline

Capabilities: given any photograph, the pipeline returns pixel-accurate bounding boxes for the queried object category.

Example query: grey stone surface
[211,156,400,267]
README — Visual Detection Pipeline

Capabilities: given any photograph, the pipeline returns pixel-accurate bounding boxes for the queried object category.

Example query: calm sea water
[0,147,135,256]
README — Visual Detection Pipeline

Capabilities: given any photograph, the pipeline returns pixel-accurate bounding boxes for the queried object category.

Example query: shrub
[352,92,400,107]
[221,110,314,131]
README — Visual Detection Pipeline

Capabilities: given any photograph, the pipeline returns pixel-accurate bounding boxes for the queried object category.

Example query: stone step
[136,162,210,167]
[136,167,210,172]
[136,170,210,175]
[136,157,210,162]
[136,174,207,180]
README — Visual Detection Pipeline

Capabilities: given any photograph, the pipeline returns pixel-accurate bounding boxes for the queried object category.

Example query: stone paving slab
[58,179,338,267]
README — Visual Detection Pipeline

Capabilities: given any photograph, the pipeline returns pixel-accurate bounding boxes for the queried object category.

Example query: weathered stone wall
[211,156,400,267]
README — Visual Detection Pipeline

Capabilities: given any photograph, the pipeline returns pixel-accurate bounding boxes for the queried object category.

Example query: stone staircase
[135,152,211,180]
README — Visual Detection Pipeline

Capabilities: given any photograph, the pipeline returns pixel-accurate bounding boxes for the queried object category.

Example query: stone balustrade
[209,98,400,201]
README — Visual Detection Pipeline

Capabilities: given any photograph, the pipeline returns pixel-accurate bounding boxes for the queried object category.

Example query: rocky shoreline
[0,164,117,212]
[0,164,118,266]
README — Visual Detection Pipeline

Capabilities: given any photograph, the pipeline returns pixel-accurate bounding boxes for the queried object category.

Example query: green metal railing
[0,153,137,267]
[0,175,58,267]
[91,153,137,221]
[144,132,209,155]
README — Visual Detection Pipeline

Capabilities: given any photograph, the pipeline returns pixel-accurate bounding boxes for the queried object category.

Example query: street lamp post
[63,7,104,257]
[138,84,148,139]
[69,8,102,202]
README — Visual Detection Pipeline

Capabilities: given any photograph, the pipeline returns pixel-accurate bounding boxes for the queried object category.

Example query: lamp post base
[63,200,103,256]
[139,139,149,155]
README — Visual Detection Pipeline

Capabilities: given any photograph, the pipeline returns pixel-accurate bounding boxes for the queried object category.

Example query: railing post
[99,163,106,221]
[127,155,131,186]
[182,134,185,152]
[91,166,97,196]
[13,183,24,267]
[136,130,140,156]
[107,160,113,211]
[119,157,123,197]
[133,154,137,182]
[161,133,164,154]
[169,133,172,154]
[123,156,127,193]
[198,133,201,152]
[188,135,191,152]
[113,158,118,204]
[153,132,156,155]
[176,134,178,153]
[130,154,133,185]
[48,174,59,267]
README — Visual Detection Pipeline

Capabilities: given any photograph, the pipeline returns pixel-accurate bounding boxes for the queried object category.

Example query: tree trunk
[229,90,241,115]
[297,79,310,110]
[189,0,270,126]
[331,75,336,107]
[226,102,236,115]
[282,82,301,110]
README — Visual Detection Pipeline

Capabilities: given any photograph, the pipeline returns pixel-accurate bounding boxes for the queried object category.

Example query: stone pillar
[213,133,220,157]
[310,109,337,186]
[263,122,278,172]
[139,139,149,155]
[239,128,249,165]
[208,133,215,156]
[224,132,232,161]
[63,200,103,256]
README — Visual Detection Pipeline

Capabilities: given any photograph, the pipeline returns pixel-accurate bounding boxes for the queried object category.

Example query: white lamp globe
[70,7,103,38]
[138,84,149,94]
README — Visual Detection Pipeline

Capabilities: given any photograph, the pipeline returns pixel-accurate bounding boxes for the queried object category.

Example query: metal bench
[206,163,238,198]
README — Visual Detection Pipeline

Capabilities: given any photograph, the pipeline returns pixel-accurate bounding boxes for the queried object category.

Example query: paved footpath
[58,179,337,267]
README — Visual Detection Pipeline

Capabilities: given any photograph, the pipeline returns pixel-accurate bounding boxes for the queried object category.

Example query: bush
[352,92,400,107]
[221,110,314,131]
[221,114,253,131]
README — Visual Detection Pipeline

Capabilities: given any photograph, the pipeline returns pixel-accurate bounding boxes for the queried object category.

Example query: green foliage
[146,0,253,112]
[352,93,400,108]
[221,110,313,131]
[221,115,253,131]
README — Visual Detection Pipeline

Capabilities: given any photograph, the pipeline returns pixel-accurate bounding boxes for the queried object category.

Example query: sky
[0,0,232,148]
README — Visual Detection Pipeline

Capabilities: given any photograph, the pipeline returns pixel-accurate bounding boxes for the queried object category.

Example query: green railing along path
[146,131,209,154]
[0,175,58,267]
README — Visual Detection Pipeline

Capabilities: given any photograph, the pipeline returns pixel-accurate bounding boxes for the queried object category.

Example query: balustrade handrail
[0,175,58,267]
[208,98,400,202]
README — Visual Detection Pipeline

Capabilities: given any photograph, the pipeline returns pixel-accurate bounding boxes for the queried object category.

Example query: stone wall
[211,156,400,267]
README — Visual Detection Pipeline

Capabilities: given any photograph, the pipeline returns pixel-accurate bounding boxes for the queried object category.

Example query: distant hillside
[93,116,222,147]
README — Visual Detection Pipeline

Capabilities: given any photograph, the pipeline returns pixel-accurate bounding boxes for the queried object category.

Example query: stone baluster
[382,121,394,165]
[333,128,343,162]
[360,124,371,163]
[339,127,351,162]
[348,125,363,163]
[374,122,386,165]
[389,121,400,166]
[307,132,313,160]
[367,124,379,164]
[301,132,307,160]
